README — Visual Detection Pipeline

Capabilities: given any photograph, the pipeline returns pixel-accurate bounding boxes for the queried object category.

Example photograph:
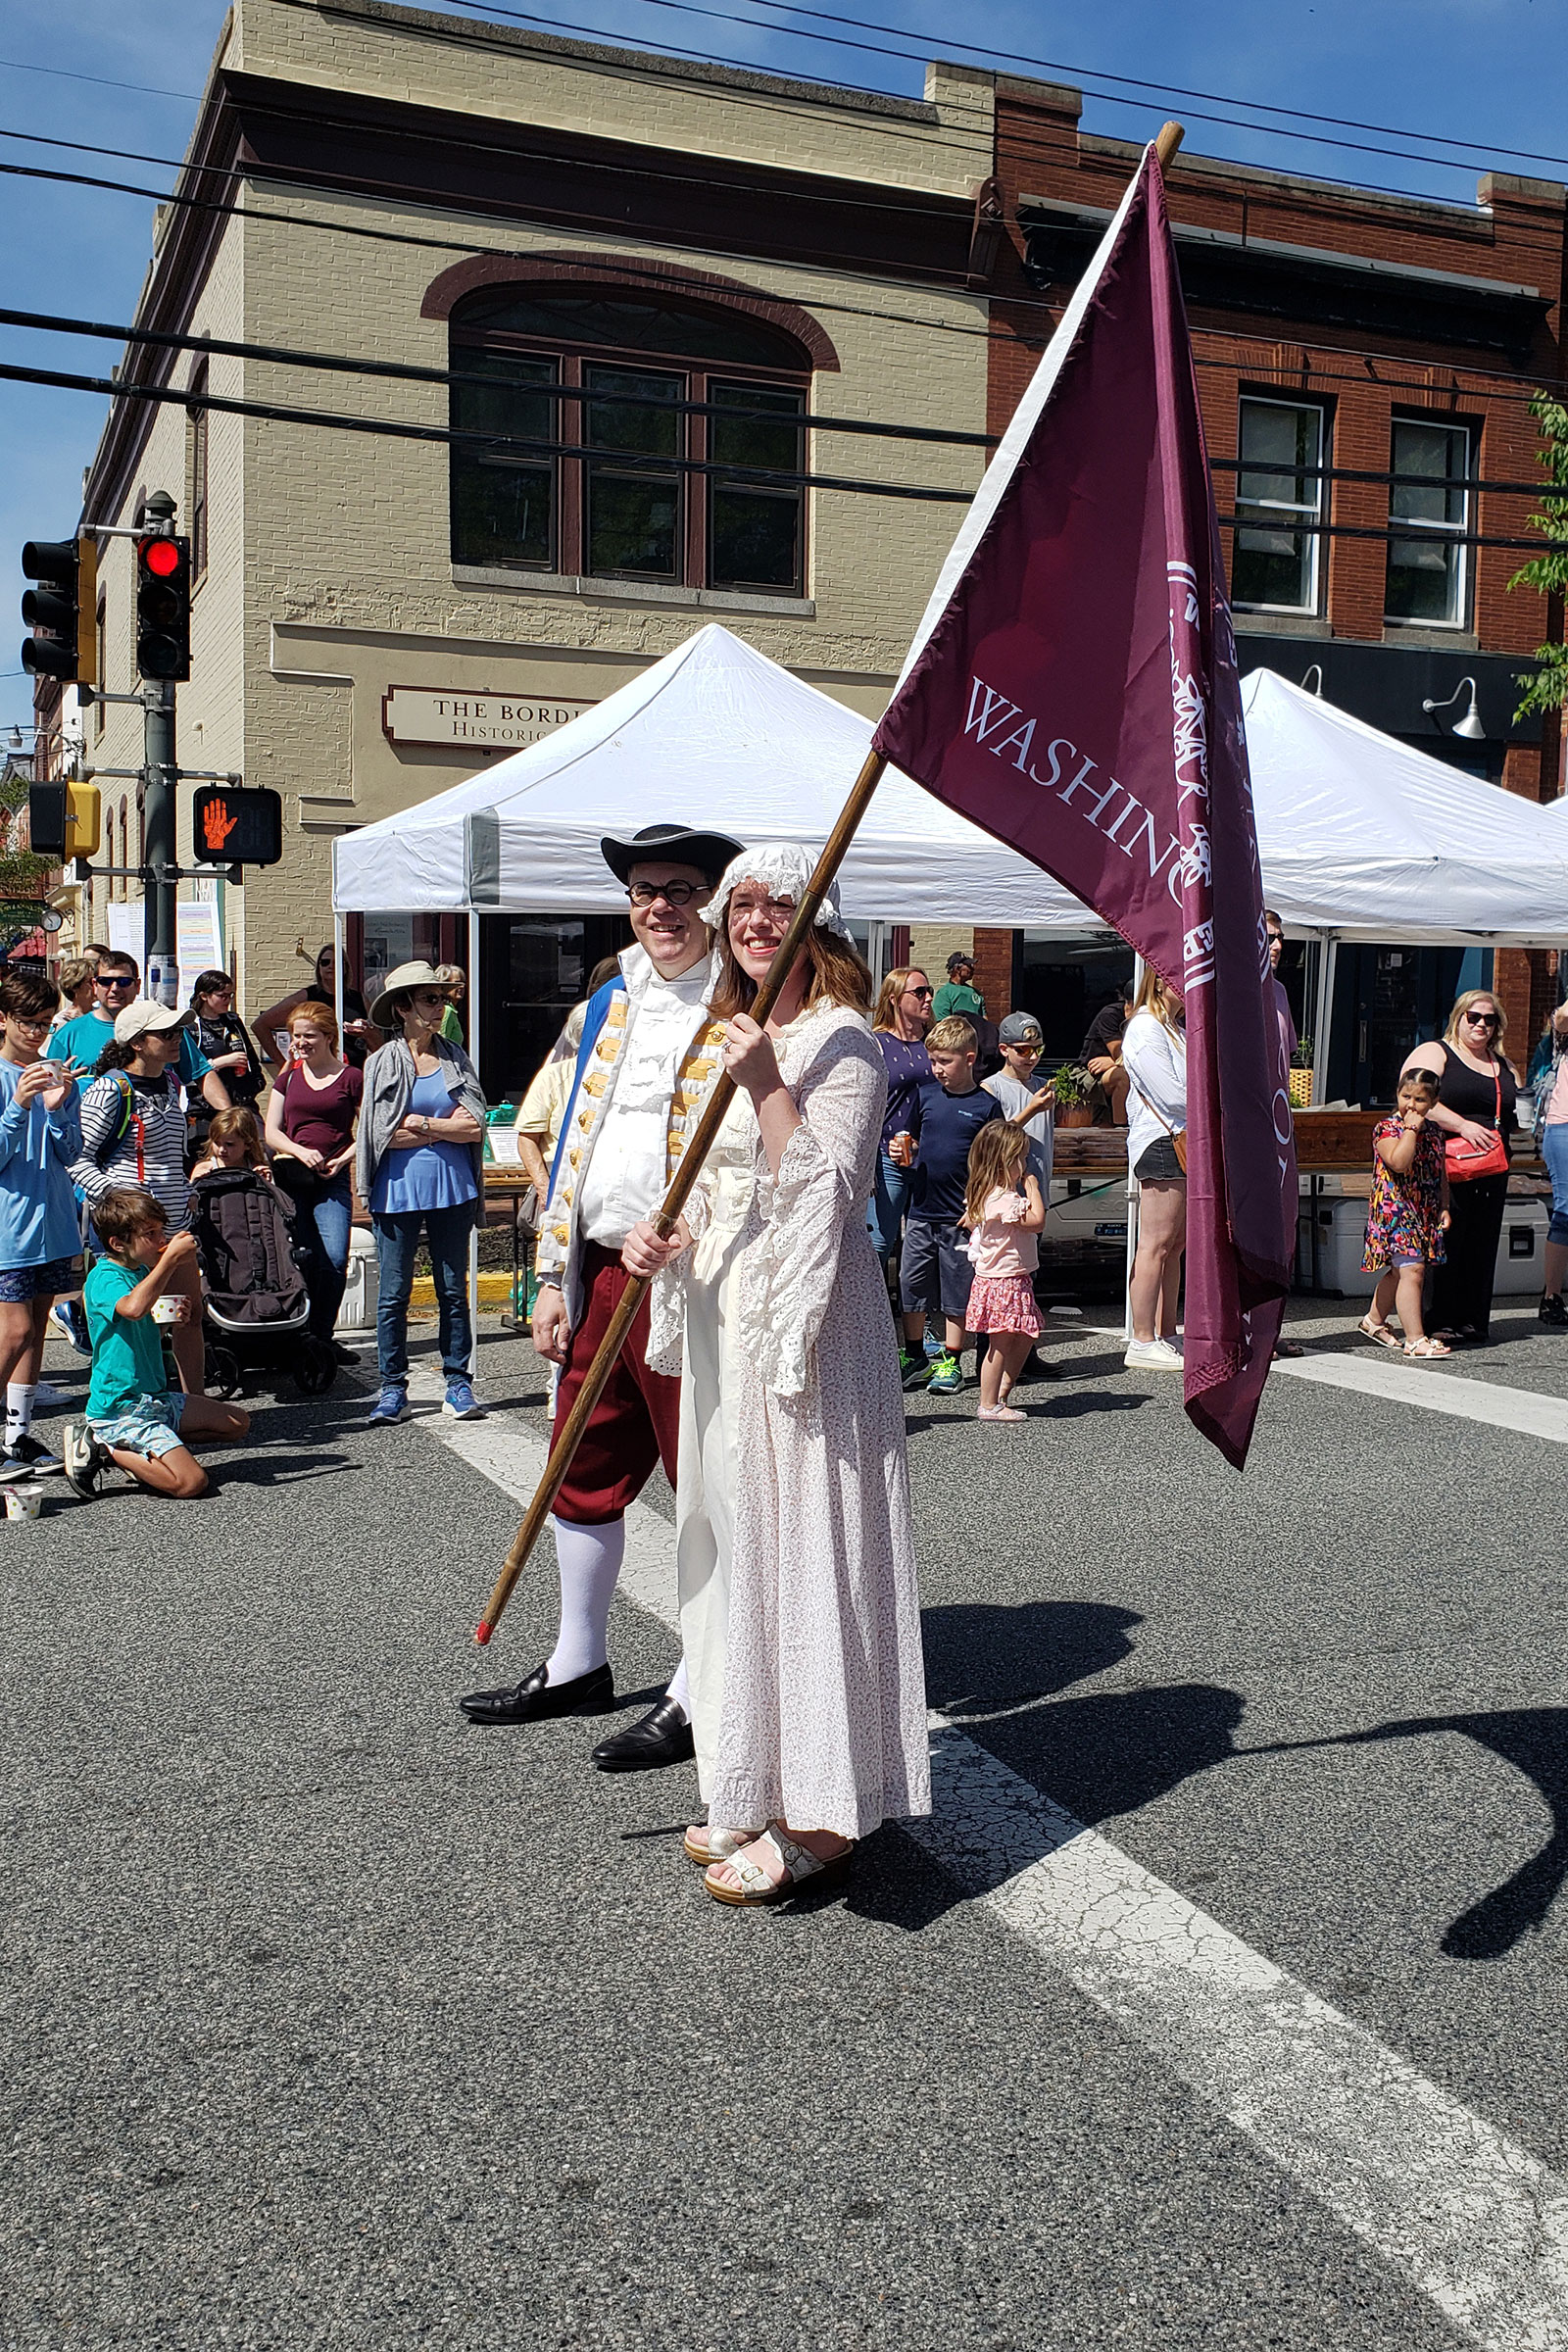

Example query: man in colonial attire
[459,822,741,1770]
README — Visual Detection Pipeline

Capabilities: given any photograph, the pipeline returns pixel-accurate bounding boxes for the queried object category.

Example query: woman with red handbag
[1399,990,1518,1345]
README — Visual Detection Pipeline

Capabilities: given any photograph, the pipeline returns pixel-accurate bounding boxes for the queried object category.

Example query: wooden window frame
[450,312,809,595]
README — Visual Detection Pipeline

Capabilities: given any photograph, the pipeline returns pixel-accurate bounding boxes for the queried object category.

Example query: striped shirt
[70,1069,190,1229]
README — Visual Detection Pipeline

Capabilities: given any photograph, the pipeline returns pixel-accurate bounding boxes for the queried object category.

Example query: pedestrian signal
[26,779,101,862]
[134,533,191,681]
[191,786,282,866]
[21,536,97,684]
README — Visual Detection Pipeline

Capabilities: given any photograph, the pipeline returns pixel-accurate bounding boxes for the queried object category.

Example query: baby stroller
[188,1168,337,1398]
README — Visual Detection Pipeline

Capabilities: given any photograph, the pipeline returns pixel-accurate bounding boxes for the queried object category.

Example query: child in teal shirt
[66,1188,248,1498]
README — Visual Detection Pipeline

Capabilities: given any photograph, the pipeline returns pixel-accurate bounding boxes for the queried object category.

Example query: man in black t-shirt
[1080,987,1133,1125]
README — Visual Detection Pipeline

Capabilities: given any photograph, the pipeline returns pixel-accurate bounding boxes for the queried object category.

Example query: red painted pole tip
[475,1621,493,1645]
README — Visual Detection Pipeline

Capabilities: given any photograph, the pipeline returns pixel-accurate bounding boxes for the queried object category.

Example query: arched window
[449,288,811,595]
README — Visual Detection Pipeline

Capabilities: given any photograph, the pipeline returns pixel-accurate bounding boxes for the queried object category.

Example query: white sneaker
[1124,1337,1184,1370]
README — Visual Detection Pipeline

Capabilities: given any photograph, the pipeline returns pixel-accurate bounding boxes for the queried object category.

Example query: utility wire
[0,359,977,502]
[0,304,998,453]
[8,303,1564,497]
[0,144,1560,414]
[3,359,1554,555]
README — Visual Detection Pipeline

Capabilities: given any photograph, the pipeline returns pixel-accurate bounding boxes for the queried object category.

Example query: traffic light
[191,785,282,866]
[21,536,97,684]
[26,779,101,862]
[134,533,191,681]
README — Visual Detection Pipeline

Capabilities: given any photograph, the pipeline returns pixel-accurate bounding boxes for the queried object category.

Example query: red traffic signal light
[21,536,97,684]
[134,533,191,681]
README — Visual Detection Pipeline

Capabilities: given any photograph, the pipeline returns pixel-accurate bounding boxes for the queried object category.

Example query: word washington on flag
[874,141,1296,1468]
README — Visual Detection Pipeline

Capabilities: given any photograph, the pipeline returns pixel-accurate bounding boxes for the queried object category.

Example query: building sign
[381,686,595,750]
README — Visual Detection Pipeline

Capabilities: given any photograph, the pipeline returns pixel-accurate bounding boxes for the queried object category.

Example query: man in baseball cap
[932,950,985,1025]
[460,818,742,1773]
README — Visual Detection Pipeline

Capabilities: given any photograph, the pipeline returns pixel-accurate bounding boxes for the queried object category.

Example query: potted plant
[1052,1061,1097,1128]
[1289,1034,1314,1109]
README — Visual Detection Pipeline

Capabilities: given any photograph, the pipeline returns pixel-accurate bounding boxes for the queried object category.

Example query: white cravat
[576,960,710,1248]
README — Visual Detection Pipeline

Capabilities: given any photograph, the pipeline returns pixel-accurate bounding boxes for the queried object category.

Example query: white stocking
[544,1515,624,1684]
[664,1656,691,1723]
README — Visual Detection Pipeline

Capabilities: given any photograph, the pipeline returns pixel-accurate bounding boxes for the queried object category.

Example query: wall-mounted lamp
[1422,677,1485,742]
[1299,664,1324,696]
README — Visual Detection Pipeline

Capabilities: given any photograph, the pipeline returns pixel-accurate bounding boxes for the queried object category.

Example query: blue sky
[5,0,1566,739]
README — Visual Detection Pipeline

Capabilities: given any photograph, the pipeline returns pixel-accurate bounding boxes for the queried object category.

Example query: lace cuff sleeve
[736,1025,883,1397]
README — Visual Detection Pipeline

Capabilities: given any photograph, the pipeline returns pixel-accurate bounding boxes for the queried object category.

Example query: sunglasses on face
[905,985,934,999]
[628,880,699,907]
[100,975,136,990]
[1464,1010,1499,1028]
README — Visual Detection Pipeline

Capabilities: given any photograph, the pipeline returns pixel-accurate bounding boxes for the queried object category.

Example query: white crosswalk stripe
[410,1360,1568,2352]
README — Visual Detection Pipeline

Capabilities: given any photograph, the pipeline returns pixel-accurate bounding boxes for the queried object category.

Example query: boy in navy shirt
[892,1015,1001,1393]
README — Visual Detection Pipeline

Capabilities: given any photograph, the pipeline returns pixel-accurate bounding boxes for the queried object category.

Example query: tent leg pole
[468,906,482,1377]
[1122,953,1144,1345]
[1311,935,1337,1107]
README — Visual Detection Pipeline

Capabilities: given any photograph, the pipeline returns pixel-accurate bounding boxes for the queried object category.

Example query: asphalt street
[2,1299,1565,2350]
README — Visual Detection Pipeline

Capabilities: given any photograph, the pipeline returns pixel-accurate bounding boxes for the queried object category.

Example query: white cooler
[1307,1192,1550,1298]
[336,1225,379,1333]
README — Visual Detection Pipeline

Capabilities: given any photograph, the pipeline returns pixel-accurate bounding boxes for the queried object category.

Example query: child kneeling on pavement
[66,1188,249,1497]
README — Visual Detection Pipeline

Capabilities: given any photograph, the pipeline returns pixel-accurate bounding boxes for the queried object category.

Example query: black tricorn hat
[599,821,746,886]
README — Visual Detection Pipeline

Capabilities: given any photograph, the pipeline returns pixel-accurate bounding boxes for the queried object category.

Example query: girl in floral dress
[1361,1068,1451,1358]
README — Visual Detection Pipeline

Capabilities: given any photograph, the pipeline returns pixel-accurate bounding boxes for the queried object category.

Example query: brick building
[985,76,1566,1098]
[63,0,994,1087]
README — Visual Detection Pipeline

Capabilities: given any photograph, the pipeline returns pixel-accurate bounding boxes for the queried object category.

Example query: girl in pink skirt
[963,1121,1046,1422]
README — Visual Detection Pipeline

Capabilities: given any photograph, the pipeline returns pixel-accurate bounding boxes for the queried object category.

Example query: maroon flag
[873,146,1295,1467]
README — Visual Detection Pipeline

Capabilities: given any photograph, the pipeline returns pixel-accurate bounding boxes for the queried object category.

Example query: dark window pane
[710,381,804,473]
[1386,419,1468,624]
[450,352,557,567]
[452,457,554,567]
[710,490,801,590]
[584,366,680,456]
[586,472,680,578]
[710,382,803,591]
[453,290,805,368]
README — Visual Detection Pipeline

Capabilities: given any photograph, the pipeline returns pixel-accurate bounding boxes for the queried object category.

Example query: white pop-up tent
[332,622,1086,926]
[333,626,1568,945]
[1237,669,1568,945]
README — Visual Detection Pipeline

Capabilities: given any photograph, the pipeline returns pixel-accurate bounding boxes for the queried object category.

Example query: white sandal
[704,1824,855,1907]
[682,1823,761,1867]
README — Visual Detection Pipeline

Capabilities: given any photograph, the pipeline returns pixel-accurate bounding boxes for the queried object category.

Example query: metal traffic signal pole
[139,491,179,995]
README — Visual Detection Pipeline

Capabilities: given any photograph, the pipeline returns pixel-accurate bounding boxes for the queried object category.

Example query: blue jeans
[373,1200,476,1385]
[1544,1122,1568,1248]
[274,1166,353,1341]
[868,1149,912,1267]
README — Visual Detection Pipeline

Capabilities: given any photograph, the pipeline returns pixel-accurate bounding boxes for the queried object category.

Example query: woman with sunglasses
[1400,989,1519,1345]
[357,961,487,1424]
[867,966,934,1306]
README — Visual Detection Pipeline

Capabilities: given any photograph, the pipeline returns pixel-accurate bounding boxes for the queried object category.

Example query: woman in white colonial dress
[627,844,930,1906]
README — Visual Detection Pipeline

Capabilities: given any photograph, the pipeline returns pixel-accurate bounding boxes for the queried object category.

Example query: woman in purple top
[265,1002,364,1356]
[869,965,934,1272]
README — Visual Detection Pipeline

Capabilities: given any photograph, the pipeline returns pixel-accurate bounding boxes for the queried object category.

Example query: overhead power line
[6,304,1562,498]
[3,361,1556,558]
[1,138,1561,414]
[0,359,977,502]
[0,303,998,452]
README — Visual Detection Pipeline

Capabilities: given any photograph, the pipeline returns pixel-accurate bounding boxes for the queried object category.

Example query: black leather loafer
[459,1660,614,1725]
[591,1694,697,1772]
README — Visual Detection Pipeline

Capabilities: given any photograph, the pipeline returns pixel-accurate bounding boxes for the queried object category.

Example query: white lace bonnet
[698,841,851,939]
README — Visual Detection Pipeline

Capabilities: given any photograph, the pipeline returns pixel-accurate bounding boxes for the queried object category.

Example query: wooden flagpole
[475,746,889,1642]
[474,119,1186,1647]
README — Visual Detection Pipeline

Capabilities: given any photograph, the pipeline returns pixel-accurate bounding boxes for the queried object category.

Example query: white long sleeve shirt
[575,959,712,1248]
[1121,1009,1188,1177]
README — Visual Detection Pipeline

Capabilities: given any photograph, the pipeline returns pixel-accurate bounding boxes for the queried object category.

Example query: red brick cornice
[418,250,841,370]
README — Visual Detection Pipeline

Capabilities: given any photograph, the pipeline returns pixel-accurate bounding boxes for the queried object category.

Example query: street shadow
[849,1596,1247,1933]
[926,1597,1142,1714]
[1250,1710,1568,1961]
